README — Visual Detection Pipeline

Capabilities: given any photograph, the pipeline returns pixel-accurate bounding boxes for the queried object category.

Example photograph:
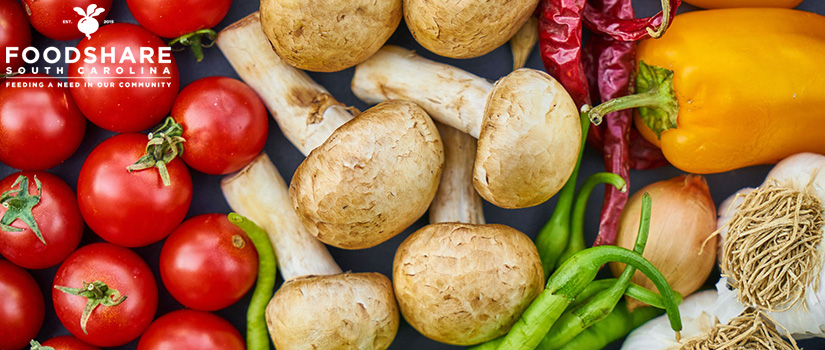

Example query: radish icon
[74,4,106,39]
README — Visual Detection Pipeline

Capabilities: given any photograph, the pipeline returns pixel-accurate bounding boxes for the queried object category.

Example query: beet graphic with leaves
[74,4,106,39]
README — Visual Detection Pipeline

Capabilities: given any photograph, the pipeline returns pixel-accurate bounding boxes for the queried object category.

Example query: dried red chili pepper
[582,0,669,247]
[537,0,590,107]
[583,0,682,41]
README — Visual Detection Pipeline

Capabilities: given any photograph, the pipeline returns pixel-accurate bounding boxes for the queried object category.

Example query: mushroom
[404,0,539,59]
[352,45,582,209]
[219,14,444,250]
[223,154,399,350]
[260,0,402,72]
[391,123,545,345]
[289,100,444,249]
[218,12,355,155]
[219,16,400,348]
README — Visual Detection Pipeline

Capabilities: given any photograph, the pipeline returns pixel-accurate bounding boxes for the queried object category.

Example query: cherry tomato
[160,214,258,311]
[137,310,245,350]
[21,0,112,41]
[77,133,192,247]
[173,76,268,175]
[69,23,180,132]
[34,336,101,350]
[0,0,30,75]
[53,243,158,347]
[126,0,231,38]
[0,259,45,350]
[0,172,83,269]
[0,74,86,170]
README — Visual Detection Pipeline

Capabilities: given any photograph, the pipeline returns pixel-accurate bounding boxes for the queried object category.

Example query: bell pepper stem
[588,61,678,138]
[557,172,626,267]
[536,111,591,277]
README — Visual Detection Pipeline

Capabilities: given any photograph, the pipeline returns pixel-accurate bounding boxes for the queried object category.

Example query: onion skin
[610,175,717,309]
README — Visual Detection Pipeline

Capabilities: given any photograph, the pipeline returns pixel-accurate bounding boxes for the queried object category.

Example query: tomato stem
[168,29,218,63]
[29,340,55,350]
[54,280,127,335]
[0,175,44,245]
[127,117,185,187]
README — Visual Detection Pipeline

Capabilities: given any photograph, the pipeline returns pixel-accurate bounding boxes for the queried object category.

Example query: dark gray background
[5,0,825,349]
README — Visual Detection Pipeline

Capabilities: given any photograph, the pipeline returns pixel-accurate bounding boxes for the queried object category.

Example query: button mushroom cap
[260,0,402,72]
[403,0,539,59]
[393,223,545,345]
[267,272,399,350]
[474,68,582,208]
[290,99,444,249]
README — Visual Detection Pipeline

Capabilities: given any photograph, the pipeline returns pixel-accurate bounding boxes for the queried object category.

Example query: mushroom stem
[221,153,342,281]
[217,12,355,156]
[352,45,492,138]
[429,123,485,225]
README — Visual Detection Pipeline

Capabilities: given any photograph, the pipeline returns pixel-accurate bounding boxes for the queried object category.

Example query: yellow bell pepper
[684,0,802,9]
[587,8,825,174]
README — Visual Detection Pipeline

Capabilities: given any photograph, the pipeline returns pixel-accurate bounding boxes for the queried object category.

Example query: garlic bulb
[715,152,825,338]
[610,175,717,309]
[621,290,745,349]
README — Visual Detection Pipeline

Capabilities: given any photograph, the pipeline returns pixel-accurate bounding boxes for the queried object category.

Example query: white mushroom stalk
[222,154,399,350]
[219,15,399,349]
[222,153,340,281]
[220,14,444,250]
[714,152,825,337]
[353,46,581,209]
[352,45,492,138]
[429,123,485,225]
[217,12,354,156]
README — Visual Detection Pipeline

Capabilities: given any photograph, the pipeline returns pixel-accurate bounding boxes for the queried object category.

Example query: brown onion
[610,174,717,309]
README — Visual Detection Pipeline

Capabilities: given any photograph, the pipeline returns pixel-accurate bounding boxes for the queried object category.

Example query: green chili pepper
[535,112,590,277]
[228,213,277,350]
[557,172,626,268]
[569,279,682,311]
[492,247,681,349]
[556,302,662,350]
[538,194,651,348]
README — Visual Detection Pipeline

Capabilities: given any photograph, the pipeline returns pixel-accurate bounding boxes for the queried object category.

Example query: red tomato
[69,23,180,132]
[137,310,245,350]
[21,0,112,41]
[36,336,101,350]
[0,74,86,170]
[53,243,158,347]
[0,259,45,350]
[0,0,30,74]
[173,77,268,175]
[0,172,83,269]
[160,214,258,310]
[77,133,192,247]
[126,0,231,38]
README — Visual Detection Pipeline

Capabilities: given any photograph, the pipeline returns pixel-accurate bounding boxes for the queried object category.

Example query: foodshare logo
[74,4,106,39]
